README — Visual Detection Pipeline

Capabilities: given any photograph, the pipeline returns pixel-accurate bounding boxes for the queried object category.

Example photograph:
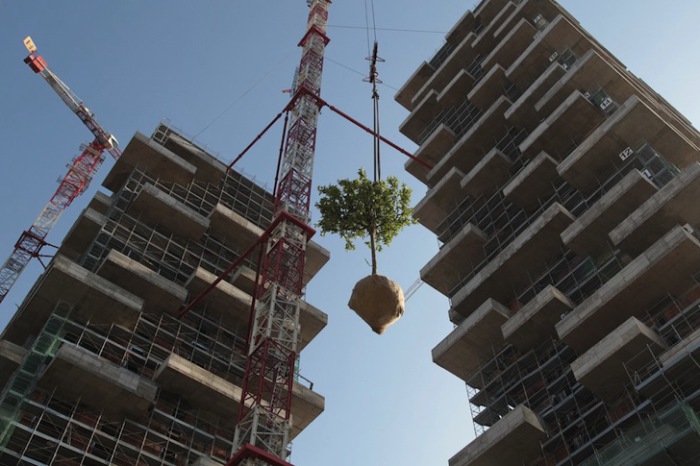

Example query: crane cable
[364,0,382,182]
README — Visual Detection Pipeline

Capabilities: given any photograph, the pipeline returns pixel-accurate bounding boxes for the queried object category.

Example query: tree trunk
[369,224,378,275]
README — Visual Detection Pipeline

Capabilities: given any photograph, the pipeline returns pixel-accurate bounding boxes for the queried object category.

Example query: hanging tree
[315,42,416,334]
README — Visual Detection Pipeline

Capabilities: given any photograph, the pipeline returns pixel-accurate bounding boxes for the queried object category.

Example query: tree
[315,168,415,275]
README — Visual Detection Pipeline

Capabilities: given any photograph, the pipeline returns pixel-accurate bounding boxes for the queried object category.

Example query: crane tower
[0,37,121,305]
[229,1,331,464]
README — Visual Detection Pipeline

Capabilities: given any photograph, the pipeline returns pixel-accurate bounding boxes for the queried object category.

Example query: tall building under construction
[398,0,700,464]
[0,123,328,464]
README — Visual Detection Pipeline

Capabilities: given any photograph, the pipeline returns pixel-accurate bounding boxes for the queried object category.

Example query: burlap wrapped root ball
[348,274,405,334]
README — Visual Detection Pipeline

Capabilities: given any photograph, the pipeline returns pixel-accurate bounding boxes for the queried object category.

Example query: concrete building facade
[397,0,700,464]
[0,123,329,465]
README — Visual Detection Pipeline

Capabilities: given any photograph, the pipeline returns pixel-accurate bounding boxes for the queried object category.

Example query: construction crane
[226,1,331,464]
[0,36,121,305]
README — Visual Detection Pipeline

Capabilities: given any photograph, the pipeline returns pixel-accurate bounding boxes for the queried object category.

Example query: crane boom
[0,37,121,305]
[22,36,121,160]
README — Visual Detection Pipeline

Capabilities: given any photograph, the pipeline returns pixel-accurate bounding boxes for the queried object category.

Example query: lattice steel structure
[0,38,121,305]
[229,2,330,464]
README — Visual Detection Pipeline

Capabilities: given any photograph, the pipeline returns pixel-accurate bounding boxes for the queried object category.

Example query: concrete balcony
[437,70,475,108]
[558,96,698,191]
[154,353,324,439]
[186,267,327,350]
[636,328,700,399]
[208,203,329,284]
[406,124,456,185]
[39,345,157,420]
[468,65,509,110]
[395,62,434,111]
[520,90,604,160]
[535,50,631,121]
[557,224,700,353]
[561,169,657,257]
[503,151,559,211]
[449,405,546,466]
[428,96,512,185]
[412,32,479,108]
[470,0,519,54]
[432,299,511,382]
[129,184,209,240]
[96,250,188,315]
[451,202,575,318]
[209,202,264,251]
[461,148,512,198]
[570,317,665,400]
[103,131,196,193]
[505,61,567,131]
[610,163,700,256]
[87,191,113,215]
[506,15,587,90]
[481,18,536,73]
[414,167,466,232]
[421,223,487,296]
[502,285,574,351]
[159,130,227,185]
[57,207,107,261]
[399,91,442,144]
[0,340,27,387]
[3,255,143,346]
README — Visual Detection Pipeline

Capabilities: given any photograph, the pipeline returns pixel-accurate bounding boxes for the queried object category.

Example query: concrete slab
[503,151,559,211]
[571,317,665,400]
[2,255,143,345]
[561,169,657,258]
[610,163,700,256]
[399,90,442,144]
[557,225,700,353]
[558,96,698,191]
[468,65,508,110]
[395,62,434,111]
[449,405,546,466]
[209,203,264,251]
[536,50,632,121]
[437,69,475,108]
[502,285,574,351]
[103,132,196,193]
[406,124,456,185]
[129,184,209,240]
[432,299,511,382]
[421,223,488,295]
[505,61,567,131]
[414,167,466,232]
[154,353,323,439]
[428,96,512,184]
[87,191,113,215]
[520,90,604,160]
[471,0,518,53]
[482,18,536,73]
[185,267,326,351]
[160,131,226,185]
[39,345,157,420]
[461,148,512,198]
[0,340,26,386]
[451,202,575,318]
[412,31,479,108]
[506,15,587,90]
[97,249,187,315]
[57,207,106,261]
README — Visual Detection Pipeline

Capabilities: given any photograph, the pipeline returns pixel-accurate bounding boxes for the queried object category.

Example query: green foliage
[315,168,415,273]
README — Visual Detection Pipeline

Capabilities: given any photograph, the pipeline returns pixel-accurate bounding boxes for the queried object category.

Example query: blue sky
[1,1,700,465]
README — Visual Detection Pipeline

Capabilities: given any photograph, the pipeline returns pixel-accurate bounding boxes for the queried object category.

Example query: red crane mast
[0,37,121,305]
[228,1,331,464]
